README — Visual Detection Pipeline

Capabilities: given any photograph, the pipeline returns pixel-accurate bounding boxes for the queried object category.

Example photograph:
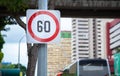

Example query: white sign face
[26,10,60,43]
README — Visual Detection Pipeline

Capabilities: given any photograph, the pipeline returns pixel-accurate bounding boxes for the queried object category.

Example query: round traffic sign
[27,10,60,42]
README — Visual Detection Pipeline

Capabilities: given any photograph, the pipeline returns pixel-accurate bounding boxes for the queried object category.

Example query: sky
[1,17,72,67]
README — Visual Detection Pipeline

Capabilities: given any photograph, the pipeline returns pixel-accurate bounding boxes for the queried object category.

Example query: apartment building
[71,18,112,62]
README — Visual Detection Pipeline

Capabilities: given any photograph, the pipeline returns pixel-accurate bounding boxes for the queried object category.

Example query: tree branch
[14,16,26,30]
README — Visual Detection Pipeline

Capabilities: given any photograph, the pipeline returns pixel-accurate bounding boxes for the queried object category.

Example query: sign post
[37,44,47,76]
[38,0,47,76]
[26,0,60,76]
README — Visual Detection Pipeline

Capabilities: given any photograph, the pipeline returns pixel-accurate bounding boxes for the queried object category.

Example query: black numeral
[37,20,51,32]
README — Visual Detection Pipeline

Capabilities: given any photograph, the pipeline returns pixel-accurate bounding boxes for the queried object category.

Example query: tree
[0,17,5,62]
[14,16,39,76]
[0,16,16,62]
[0,0,28,13]
[0,33,4,62]
[0,1,38,76]
[0,51,4,62]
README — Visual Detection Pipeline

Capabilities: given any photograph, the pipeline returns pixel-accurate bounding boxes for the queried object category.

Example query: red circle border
[28,11,60,42]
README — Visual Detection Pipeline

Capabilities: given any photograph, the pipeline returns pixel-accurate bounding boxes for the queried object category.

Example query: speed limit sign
[26,10,60,43]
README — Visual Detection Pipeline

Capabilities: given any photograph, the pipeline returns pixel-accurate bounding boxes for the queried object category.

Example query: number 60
[37,20,50,32]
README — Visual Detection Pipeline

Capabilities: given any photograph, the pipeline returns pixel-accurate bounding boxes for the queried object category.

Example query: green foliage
[0,16,16,28]
[1,63,27,76]
[0,16,16,62]
[0,0,28,12]
[0,17,6,30]
[0,32,4,63]
[0,52,4,62]
[0,34,5,50]
[0,1,28,75]
[1,64,15,69]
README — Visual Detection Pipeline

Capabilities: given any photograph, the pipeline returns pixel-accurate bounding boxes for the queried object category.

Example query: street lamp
[18,35,25,69]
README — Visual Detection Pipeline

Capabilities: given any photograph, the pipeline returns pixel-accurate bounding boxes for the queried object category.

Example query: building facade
[71,18,112,62]
[106,19,120,57]
[71,18,92,62]
[106,19,120,73]
[47,31,71,76]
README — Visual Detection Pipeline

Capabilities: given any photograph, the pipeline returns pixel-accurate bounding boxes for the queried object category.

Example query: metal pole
[37,0,48,76]
[38,0,48,9]
[37,44,47,76]
[18,35,25,69]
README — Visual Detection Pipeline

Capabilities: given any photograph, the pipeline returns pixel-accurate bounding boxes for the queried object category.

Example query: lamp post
[18,35,25,69]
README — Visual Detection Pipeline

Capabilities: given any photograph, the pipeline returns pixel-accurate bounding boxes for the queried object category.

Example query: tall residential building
[71,18,112,62]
